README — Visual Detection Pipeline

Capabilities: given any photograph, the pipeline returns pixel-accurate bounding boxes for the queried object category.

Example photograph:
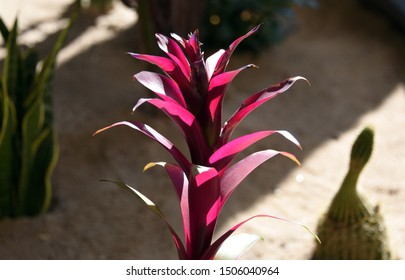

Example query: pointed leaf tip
[93,126,110,136]
[280,151,301,167]
[295,76,310,86]
[143,161,166,172]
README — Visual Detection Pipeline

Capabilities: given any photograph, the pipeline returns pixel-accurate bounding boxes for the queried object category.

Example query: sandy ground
[0,0,404,260]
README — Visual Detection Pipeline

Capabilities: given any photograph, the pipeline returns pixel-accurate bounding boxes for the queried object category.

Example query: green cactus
[311,127,392,259]
[0,13,75,218]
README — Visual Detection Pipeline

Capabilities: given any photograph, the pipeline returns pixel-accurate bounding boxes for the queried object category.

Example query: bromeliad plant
[95,25,316,259]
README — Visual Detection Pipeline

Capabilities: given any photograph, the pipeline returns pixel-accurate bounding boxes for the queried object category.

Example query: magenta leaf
[128,52,177,72]
[201,64,257,145]
[221,76,309,143]
[129,52,201,111]
[220,149,300,205]
[133,98,210,164]
[180,31,201,62]
[213,25,261,75]
[144,161,193,256]
[207,64,256,117]
[101,180,188,259]
[209,130,301,172]
[94,121,191,172]
[133,71,186,107]
[155,33,191,80]
[206,49,225,80]
[187,165,221,259]
[208,64,257,93]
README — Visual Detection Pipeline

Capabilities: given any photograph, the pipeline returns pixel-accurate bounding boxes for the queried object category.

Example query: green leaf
[214,233,262,260]
[0,18,19,218]
[0,92,17,218]
[18,99,46,214]
[0,16,9,43]
[22,128,58,215]
[25,10,77,109]
[18,49,39,117]
[2,19,20,104]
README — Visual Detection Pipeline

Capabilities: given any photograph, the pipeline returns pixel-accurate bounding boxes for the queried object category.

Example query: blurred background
[0,0,404,259]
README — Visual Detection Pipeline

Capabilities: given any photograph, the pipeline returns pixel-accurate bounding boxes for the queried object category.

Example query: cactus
[0,14,75,218]
[311,127,392,259]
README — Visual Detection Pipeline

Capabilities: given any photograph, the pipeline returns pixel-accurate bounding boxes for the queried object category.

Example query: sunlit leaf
[221,76,309,143]
[202,214,320,260]
[220,149,300,204]
[129,52,200,111]
[214,233,262,260]
[210,130,300,172]
[214,25,261,75]
[155,33,190,80]
[134,71,186,107]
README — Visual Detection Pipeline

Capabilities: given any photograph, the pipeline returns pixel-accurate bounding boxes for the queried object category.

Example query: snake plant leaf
[0,91,17,217]
[0,16,10,42]
[0,10,75,217]
[25,9,77,109]
[16,13,73,214]
[2,19,19,104]
[101,180,188,259]
[21,128,58,215]
[18,99,46,214]
[0,19,19,218]
[214,233,262,260]
[18,50,39,117]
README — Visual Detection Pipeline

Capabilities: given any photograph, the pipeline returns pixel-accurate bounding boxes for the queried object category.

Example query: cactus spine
[312,127,391,259]
[0,13,75,218]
